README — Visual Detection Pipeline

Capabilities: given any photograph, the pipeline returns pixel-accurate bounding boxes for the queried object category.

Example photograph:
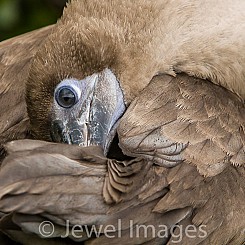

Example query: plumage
[0,0,245,244]
[0,25,53,152]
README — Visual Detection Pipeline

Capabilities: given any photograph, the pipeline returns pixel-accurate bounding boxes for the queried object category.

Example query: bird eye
[55,86,78,108]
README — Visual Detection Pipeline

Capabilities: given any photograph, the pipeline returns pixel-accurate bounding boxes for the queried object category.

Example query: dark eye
[55,86,78,108]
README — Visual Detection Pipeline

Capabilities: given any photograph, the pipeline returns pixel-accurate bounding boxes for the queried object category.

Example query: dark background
[0,0,67,41]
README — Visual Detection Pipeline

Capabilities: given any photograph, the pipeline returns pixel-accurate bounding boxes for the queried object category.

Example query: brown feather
[0,26,53,159]
[0,1,245,244]
[119,74,245,176]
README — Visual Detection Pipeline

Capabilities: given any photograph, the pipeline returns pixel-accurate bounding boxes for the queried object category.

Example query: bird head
[26,1,159,158]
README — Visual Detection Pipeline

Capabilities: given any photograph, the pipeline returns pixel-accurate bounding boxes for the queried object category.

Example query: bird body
[28,0,245,105]
[0,0,244,244]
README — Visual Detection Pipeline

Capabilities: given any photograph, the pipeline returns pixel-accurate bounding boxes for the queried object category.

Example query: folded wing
[0,26,53,157]
[118,74,245,176]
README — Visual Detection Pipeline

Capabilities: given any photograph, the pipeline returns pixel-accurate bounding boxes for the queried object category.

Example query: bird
[0,0,244,244]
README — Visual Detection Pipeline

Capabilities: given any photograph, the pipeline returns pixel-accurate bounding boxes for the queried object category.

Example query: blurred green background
[0,0,67,41]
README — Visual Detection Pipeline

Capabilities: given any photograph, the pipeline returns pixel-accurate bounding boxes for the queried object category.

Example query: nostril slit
[50,120,64,143]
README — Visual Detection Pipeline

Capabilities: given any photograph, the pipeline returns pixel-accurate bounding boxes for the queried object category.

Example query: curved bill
[51,69,126,155]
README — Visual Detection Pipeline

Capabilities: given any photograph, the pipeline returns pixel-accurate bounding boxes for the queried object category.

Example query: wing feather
[118,74,245,176]
[0,26,53,154]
